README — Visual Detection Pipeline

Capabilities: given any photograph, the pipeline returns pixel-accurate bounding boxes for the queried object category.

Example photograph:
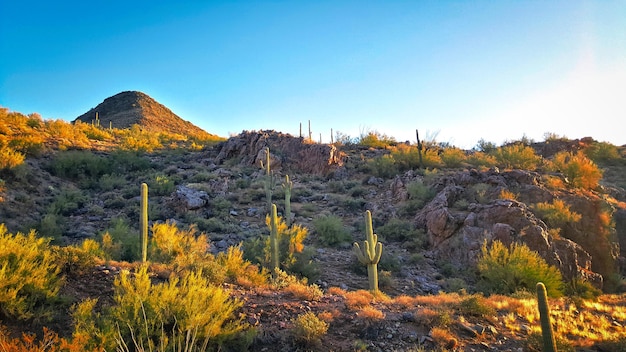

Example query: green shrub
[150,221,210,269]
[466,151,497,168]
[377,218,422,244]
[48,150,111,186]
[584,141,622,166]
[367,154,398,178]
[358,130,396,148]
[477,240,563,297]
[0,224,61,321]
[99,218,139,262]
[313,215,352,247]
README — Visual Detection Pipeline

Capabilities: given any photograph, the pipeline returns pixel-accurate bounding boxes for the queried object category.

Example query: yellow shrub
[0,146,25,170]
[292,312,329,344]
[491,144,542,170]
[440,147,466,168]
[0,224,61,320]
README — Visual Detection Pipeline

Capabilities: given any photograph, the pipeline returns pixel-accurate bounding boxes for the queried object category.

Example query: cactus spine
[353,210,383,292]
[269,203,279,277]
[282,174,293,226]
[536,282,557,352]
[140,182,148,263]
[260,147,273,212]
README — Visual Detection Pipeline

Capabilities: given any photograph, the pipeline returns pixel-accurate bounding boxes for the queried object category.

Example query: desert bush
[367,154,399,178]
[440,147,466,168]
[565,278,602,299]
[390,144,421,171]
[292,312,329,344]
[115,125,163,152]
[99,218,139,262]
[477,240,563,297]
[0,146,25,170]
[149,174,176,196]
[55,239,103,275]
[284,281,324,301]
[401,180,436,215]
[0,325,95,352]
[73,265,246,351]
[313,214,352,247]
[48,150,111,183]
[498,189,518,200]
[549,151,603,190]
[376,218,425,247]
[215,244,268,286]
[466,151,498,168]
[150,221,210,269]
[457,294,496,317]
[421,148,443,168]
[532,199,581,228]
[469,183,491,204]
[358,130,396,148]
[491,144,542,170]
[0,224,61,321]
[584,141,622,166]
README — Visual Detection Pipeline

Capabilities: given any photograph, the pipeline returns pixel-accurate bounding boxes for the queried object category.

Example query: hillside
[73,91,218,139]
[1,110,626,351]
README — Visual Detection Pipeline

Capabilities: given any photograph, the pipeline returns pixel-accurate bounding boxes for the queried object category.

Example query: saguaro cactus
[282,174,293,226]
[260,147,273,212]
[269,203,279,277]
[353,210,383,292]
[140,182,148,263]
[536,282,558,352]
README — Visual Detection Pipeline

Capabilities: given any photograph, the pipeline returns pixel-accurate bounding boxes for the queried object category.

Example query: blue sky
[1,1,625,149]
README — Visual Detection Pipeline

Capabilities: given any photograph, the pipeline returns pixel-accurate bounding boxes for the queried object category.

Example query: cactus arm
[536,282,558,352]
[372,242,383,264]
[140,183,148,263]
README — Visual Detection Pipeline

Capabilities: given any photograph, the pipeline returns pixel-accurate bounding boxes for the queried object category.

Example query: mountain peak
[74,91,214,137]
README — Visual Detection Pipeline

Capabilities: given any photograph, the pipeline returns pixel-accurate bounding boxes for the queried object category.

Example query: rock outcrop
[215,130,345,175]
[411,168,615,287]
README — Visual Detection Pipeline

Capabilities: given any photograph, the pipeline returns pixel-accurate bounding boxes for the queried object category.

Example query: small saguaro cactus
[260,147,274,212]
[140,182,149,263]
[353,210,383,292]
[282,174,293,226]
[269,203,279,277]
[536,282,558,352]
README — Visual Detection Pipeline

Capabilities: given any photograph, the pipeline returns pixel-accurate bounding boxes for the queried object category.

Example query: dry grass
[357,306,385,322]
[283,282,323,301]
[430,327,458,350]
[343,290,374,309]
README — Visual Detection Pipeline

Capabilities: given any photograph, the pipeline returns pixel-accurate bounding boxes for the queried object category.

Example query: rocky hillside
[73,91,217,138]
[1,118,626,350]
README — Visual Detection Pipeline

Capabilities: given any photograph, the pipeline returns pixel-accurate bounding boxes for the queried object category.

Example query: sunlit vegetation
[477,240,563,297]
[532,199,582,228]
[0,106,225,156]
[548,151,603,190]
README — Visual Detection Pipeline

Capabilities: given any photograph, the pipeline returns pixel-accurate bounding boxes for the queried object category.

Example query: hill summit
[74,91,215,137]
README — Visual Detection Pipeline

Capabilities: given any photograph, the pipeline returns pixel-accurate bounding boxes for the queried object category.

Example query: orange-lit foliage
[357,306,385,322]
[0,326,97,352]
[550,151,603,190]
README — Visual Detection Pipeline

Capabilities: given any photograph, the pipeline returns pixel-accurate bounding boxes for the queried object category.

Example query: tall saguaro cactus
[140,182,149,263]
[260,147,273,212]
[353,210,383,292]
[536,282,558,352]
[269,203,279,277]
[282,174,293,226]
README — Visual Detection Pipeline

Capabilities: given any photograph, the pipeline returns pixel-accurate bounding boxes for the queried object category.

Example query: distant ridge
[74,91,217,137]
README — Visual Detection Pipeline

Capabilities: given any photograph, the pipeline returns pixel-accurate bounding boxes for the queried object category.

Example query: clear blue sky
[1,1,625,149]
